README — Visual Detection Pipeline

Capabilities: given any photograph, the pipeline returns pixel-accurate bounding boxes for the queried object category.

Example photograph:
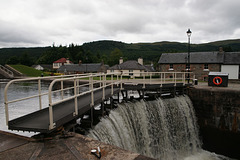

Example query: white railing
[4,72,193,130]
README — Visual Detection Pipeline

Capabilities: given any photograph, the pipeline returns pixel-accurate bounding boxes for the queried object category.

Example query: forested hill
[1,39,240,66]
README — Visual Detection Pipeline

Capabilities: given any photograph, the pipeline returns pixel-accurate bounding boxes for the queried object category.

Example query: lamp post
[186,28,192,84]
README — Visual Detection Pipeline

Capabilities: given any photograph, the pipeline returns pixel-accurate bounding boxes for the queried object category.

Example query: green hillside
[1,39,240,66]
[0,47,50,65]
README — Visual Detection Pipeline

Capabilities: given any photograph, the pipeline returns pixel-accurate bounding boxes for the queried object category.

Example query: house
[53,58,73,69]
[57,61,109,74]
[32,64,53,71]
[158,48,240,80]
[107,57,155,77]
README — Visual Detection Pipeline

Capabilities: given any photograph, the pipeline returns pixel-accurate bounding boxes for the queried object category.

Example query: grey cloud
[0,0,240,47]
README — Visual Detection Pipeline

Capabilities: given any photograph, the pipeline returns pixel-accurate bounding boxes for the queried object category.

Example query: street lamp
[186,28,192,84]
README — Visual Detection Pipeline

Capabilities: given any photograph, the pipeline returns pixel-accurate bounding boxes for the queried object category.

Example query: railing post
[174,72,177,86]
[183,72,186,85]
[61,76,64,100]
[161,72,163,87]
[38,79,42,110]
[74,78,78,116]
[143,73,146,89]
[91,75,94,107]
[48,83,55,130]
[111,74,113,95]
[102,74,105,100]
[100,74,102,87]
[120,74,123,90]
[117,74,119,86]
[4,81,13,125]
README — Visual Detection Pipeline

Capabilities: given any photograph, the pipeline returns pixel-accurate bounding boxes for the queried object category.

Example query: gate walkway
[4,72,193,133]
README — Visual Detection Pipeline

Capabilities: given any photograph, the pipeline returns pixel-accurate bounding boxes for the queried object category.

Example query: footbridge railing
[4,72,193,131]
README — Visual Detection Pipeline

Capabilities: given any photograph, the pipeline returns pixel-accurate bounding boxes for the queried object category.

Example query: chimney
[219,47,224,53]
[66,58,70,64]
[138,57,143,65]
[119,57,123,64]
[79,60,82,65]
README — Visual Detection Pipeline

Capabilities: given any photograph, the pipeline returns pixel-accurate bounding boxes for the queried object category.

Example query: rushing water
[87,95,232,160]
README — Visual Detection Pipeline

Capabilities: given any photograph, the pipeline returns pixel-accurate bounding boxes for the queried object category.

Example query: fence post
[38,79,42,110]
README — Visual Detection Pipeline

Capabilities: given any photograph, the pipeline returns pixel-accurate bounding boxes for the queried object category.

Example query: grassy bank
[10,65,48,77]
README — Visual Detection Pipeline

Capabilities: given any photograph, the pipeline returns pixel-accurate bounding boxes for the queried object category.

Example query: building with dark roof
[57,62,109,74]
[158,49,240,80]
[107,57,155,77]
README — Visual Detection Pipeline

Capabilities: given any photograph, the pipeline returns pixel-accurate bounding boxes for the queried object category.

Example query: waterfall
[87,95,201,160]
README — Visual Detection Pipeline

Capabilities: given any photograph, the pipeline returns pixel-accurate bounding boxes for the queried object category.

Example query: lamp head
[186,29,192,38]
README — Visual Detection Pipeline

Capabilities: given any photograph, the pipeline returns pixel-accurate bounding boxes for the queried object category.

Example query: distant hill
[1,39,240,65]
[0,47,50,65]
[82,39,240,64]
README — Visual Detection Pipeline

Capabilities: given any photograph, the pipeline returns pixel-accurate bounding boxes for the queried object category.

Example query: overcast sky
[0,0,240,48]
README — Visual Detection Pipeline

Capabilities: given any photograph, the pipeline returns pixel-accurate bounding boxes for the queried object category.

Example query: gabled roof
[144,65,155,72]
[158,52,224,64]
[53,58,73,63]
[57,63,108,72]
[223,52,240,64]
[108,60,146,70]
[32,64,52,70]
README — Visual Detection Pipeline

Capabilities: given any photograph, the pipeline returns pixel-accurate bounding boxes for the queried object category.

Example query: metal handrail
[4,71,193,129]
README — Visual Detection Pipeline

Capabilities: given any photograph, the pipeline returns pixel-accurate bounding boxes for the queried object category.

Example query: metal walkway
[8,87,119,133]
[4,72,193,133]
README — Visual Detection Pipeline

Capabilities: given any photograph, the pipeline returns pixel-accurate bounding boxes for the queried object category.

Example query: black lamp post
[186,28,192,84]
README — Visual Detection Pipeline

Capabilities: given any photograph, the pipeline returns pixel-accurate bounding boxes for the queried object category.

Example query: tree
[6,56,19,64]
[20,53,33,66]
[108,48,123,66]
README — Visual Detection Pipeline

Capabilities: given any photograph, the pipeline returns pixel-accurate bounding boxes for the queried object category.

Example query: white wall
[221,65,239,79]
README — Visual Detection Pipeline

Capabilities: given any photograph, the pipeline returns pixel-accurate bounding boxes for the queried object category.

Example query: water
[87,95,232,160]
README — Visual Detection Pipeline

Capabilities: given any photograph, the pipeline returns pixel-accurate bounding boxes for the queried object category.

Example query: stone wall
[188,87,240,159]
[158,64,221,81]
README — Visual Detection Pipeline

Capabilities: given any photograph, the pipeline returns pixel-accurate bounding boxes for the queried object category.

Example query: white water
[87,95,232,160]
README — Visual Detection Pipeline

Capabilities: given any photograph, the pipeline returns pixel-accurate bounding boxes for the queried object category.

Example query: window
[169,64,174,70]
[129,70,133,76]
[186,64,190,70]
[204,64,209,70]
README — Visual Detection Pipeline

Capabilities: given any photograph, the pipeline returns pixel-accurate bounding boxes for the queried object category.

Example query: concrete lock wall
[188,87,240,159]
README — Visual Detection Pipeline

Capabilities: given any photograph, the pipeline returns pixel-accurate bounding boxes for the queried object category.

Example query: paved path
[0,131,155,160]
[193,82,240,91]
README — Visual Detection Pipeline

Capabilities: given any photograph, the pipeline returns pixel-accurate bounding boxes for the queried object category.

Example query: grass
[10,65,48,77]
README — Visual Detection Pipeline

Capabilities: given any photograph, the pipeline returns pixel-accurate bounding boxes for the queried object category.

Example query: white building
[107,57,154,77]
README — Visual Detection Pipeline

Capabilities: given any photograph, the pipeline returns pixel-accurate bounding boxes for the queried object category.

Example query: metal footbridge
[4,72,193,133]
